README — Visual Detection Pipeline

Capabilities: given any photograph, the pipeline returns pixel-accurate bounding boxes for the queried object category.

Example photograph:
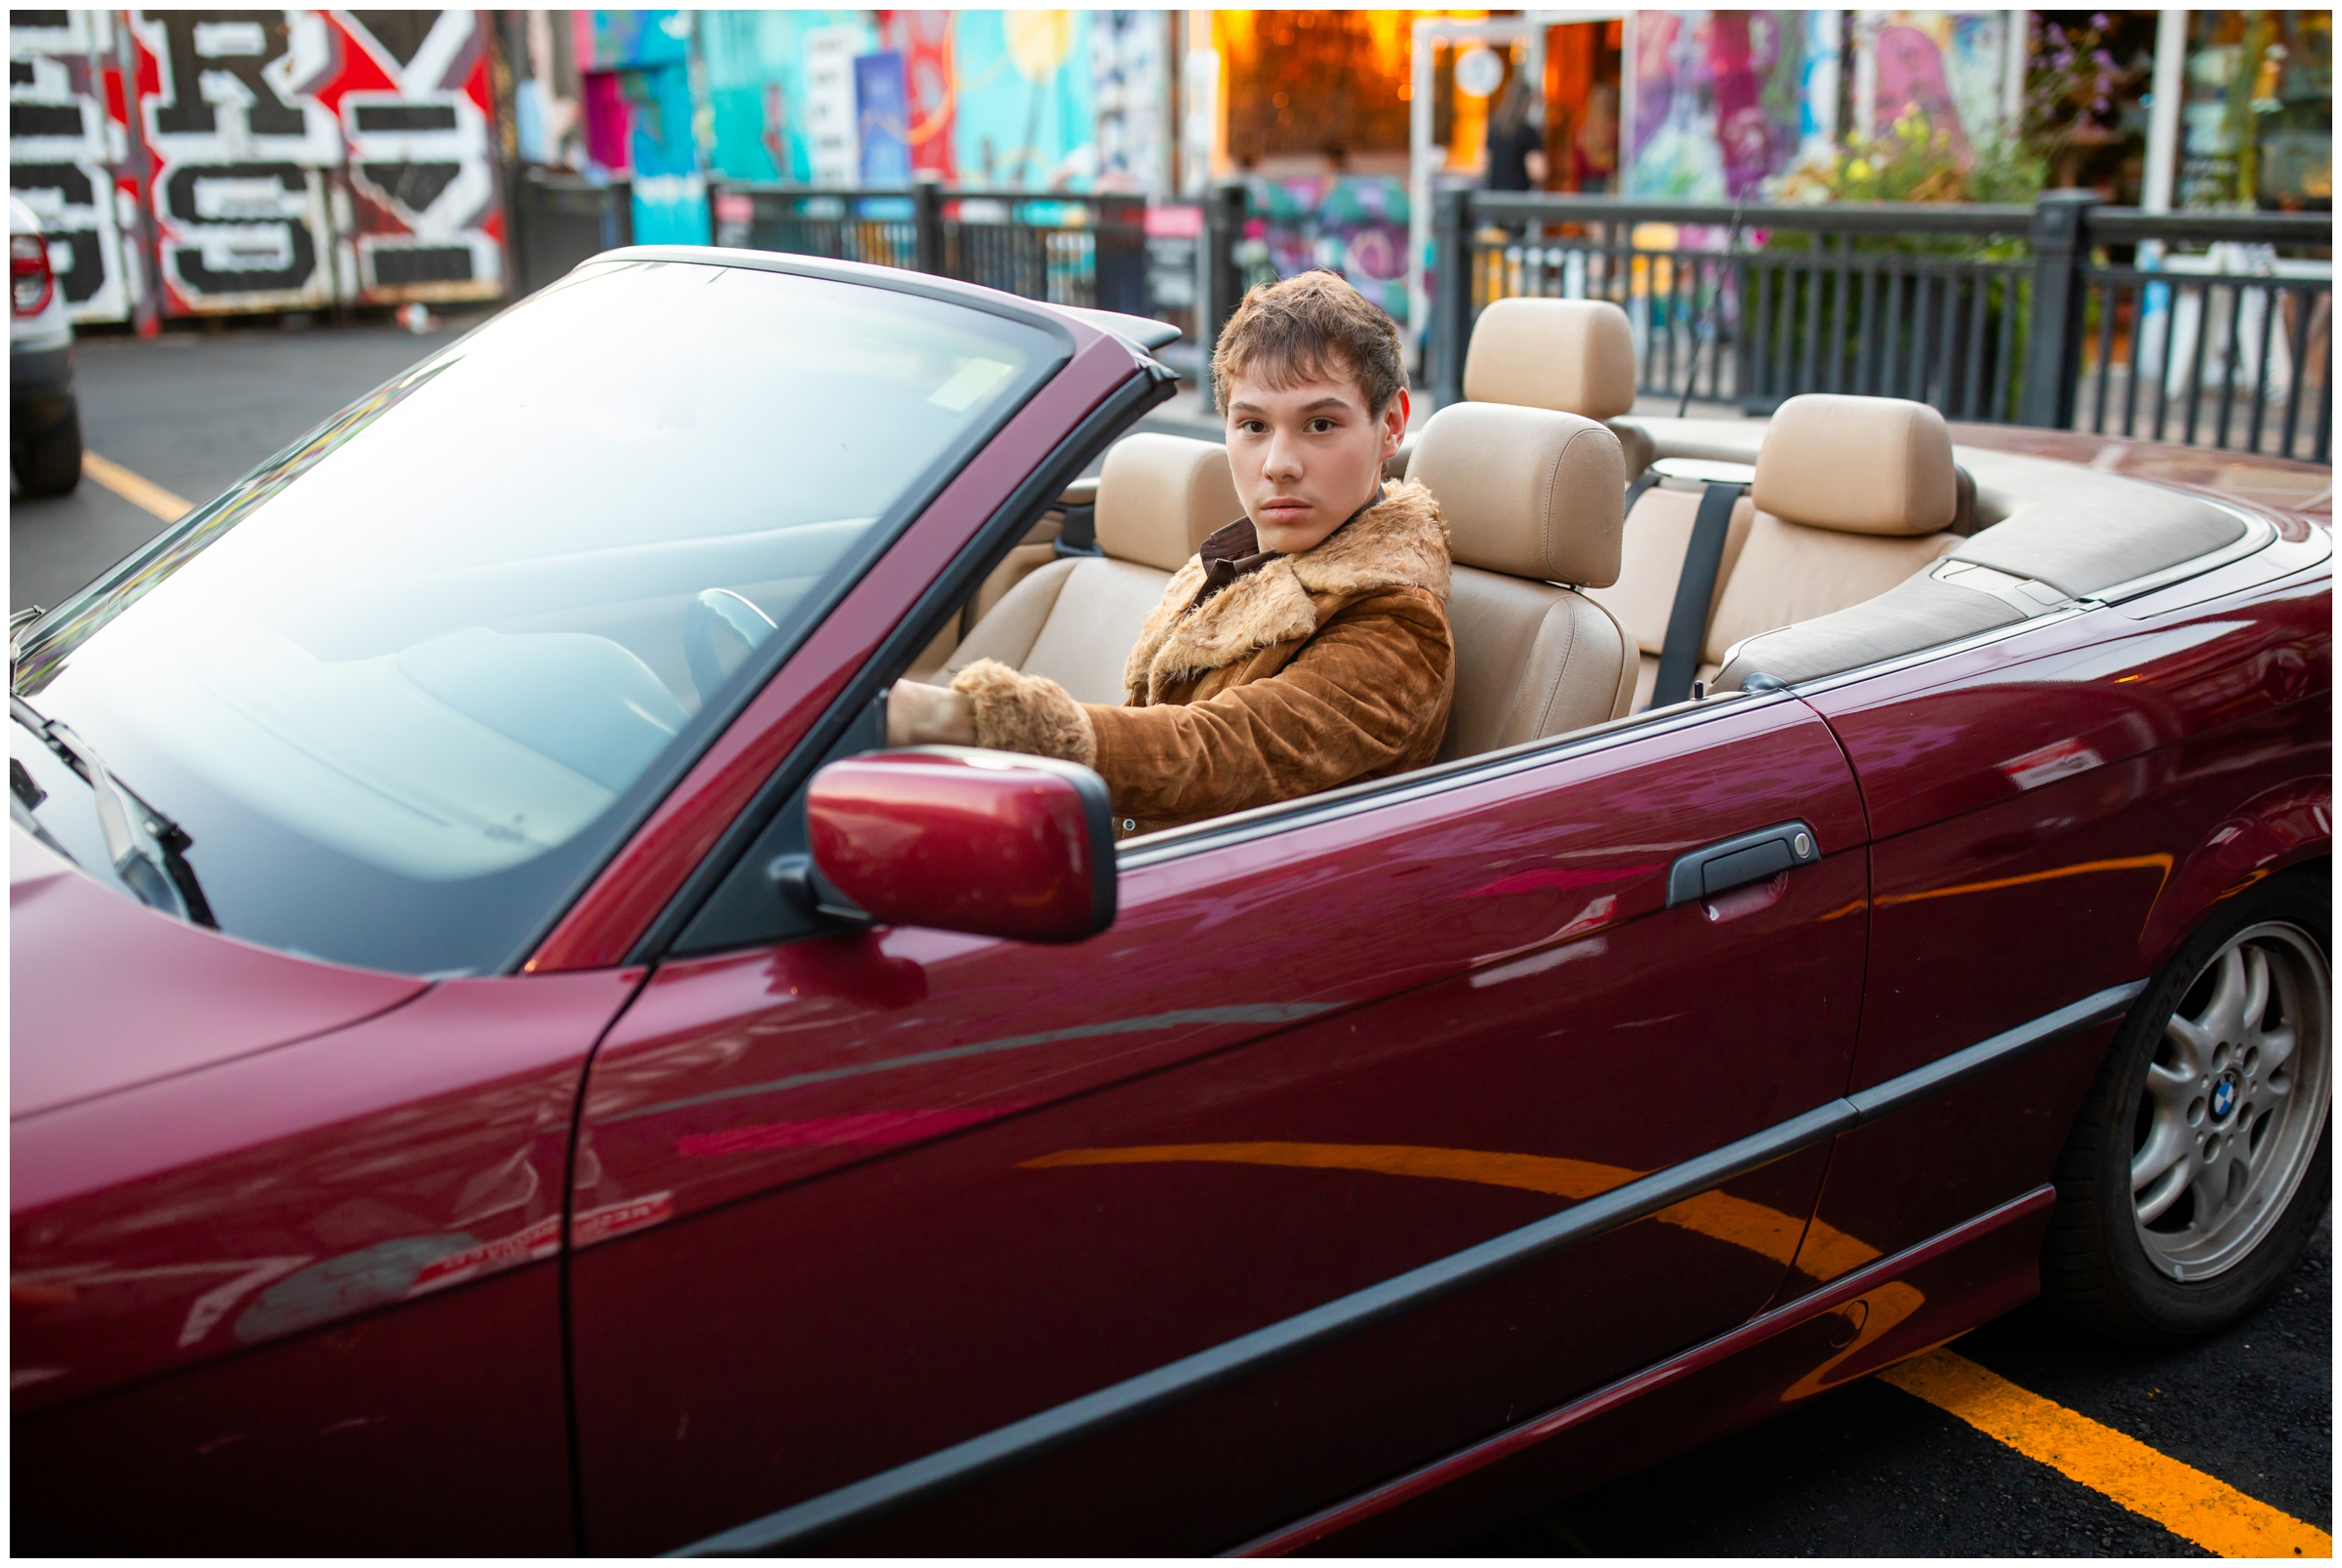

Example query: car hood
[10,825,431,1119]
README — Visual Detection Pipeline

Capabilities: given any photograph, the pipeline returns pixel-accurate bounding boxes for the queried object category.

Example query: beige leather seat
[1463,297,1655,474]
[1405,400,1635,758]
[1582,482,1756,711]
[1705,394,1964,681]
[936,433,1239,704]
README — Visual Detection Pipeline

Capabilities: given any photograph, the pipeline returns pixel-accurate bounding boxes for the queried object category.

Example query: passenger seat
[1405,401,1635,758]
[936,434,1239,703]
[1705,394,1964,684]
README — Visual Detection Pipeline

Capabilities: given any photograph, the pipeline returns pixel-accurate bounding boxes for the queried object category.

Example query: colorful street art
[949,11,1096,189]
[1244,174,1409,322]
[698,12,1125,195]
[1864,10,2015,158]
[7,9,143,324]
[96,10,506,318]
[1627,11,1831,200]
[576,8,705,243]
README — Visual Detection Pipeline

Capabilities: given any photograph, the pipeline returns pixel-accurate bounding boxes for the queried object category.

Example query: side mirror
[806,746,1117,943]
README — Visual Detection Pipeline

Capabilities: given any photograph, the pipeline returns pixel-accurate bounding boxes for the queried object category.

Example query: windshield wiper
[10,695,216,926]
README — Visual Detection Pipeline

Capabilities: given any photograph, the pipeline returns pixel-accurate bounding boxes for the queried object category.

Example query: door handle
[1666,820,1822,907]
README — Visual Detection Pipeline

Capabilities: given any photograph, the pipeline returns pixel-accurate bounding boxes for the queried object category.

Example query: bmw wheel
[2043,867,2331,1343]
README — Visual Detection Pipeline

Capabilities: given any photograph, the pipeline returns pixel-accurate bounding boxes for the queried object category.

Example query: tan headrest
[1406,402,1624,587]
[1753,394,1957,537]
[1464,298,1637,421]
[1095,433,1241,572]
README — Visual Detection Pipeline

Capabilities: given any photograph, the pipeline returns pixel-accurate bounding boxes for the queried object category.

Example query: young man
[886,270,1455,835]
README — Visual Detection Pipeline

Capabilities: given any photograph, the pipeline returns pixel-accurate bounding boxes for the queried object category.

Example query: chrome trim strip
[672,982,2146,1555]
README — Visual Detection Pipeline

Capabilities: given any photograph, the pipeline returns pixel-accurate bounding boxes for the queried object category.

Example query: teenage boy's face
[1225,367,1410,555]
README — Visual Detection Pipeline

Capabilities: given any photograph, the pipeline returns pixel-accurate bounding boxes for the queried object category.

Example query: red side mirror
[806,747,1117,943]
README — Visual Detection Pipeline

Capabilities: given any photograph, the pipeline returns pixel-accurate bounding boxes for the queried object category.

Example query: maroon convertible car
[10,253,2330,1554]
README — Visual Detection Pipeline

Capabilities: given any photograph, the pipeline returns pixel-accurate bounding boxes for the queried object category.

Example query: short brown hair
[1212,269,1407,416]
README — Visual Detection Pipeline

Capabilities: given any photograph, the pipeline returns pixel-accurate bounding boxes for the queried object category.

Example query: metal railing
[708,181,1148,316]
[507,170,632,297]
[1432,190,2332,463]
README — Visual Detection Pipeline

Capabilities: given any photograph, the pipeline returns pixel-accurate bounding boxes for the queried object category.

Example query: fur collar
[1121,479,1450,703]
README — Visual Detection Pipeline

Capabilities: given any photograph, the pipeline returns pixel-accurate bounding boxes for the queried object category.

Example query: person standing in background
[1484,75,1549,191]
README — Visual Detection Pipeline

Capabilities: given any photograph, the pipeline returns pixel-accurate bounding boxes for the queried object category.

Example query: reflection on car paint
[599,1002,1337,1124]
[1873,852,2175,909]
[1020,1140,1887,1279]
[1998,735,2105,789]
[675,1106,1030,1158]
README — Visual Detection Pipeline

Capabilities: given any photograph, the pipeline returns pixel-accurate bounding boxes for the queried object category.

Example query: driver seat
[935,433,1237,703]
[1405,400,1635,759]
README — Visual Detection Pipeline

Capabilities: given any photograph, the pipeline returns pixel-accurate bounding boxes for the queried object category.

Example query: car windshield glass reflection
[12,261,1061,975]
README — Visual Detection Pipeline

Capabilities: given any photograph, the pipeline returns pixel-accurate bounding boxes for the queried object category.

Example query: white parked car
[11,192,80,497]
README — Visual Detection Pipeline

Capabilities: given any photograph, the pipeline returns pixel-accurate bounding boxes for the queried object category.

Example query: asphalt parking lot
[11,317,2332,1556]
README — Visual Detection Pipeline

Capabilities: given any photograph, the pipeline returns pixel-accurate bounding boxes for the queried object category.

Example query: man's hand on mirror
[885,678,978,747]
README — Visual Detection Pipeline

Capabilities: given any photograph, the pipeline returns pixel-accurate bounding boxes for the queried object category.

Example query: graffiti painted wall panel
[1628,11,1817,200]
[9,9,144,323]
[130,9,343,313]
[329,11,504,304]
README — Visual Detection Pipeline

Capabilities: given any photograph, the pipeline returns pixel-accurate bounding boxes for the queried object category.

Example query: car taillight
[12,232,56,318]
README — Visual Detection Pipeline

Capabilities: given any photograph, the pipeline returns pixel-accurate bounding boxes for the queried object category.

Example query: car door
[566,677,1871,1552]
[1781,522,2331,1294]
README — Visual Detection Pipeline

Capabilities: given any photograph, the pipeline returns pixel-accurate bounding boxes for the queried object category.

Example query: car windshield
[11,260,1064,976]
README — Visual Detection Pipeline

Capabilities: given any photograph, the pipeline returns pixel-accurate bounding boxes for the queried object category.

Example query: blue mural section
[581,9,708,243]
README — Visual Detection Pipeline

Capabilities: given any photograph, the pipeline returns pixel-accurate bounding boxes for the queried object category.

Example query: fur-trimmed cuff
[950,659,1098,768]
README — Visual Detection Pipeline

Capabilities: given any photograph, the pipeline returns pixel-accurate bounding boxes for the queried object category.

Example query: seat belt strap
[1623,467,1662,517]
[1647,480,1742,709]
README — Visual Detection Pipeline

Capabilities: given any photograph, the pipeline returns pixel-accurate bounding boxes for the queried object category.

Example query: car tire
[2042,865,2332,1344]
[13,395,83,498]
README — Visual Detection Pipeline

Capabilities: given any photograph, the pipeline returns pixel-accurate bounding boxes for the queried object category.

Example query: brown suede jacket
[950,480,1456,835]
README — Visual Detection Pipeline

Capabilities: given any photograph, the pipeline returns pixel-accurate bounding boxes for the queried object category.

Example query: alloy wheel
[2130,920,2331,1282]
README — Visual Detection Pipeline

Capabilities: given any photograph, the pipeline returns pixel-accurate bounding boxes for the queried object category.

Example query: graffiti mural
[129,9,343,313]
[1245,174,1409,322]
[1627,11,1821,200]
[127,9,502,316]
[331,10,505,304]
[1865,10,2016,156]
[8,9,144,324]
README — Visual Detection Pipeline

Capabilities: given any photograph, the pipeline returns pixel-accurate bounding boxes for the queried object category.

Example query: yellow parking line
[81,451,190,522]
[1880,1347,2332,1558]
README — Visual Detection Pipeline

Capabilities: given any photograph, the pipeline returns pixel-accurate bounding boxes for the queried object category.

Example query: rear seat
[934,433,1237,703]
[1704,394,1963,684]
[1405,401,1635,756]
[1582,481,1756,711]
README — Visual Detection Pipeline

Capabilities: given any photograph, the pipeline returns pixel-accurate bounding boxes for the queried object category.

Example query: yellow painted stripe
[81,451,191,522]
[1880,1348,2333,1558]
[1022,1143,1817,1265]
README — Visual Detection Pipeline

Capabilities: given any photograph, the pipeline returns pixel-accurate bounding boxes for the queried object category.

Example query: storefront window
[2181,11,2332,210]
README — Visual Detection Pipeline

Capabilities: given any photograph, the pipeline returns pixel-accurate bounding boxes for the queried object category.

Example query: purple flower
[2090,12,2109,28]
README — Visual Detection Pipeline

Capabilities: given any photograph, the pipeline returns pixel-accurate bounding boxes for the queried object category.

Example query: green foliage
[1763,110,2044,261]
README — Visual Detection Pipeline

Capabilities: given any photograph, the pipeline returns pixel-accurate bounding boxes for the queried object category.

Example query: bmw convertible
[11,254,2329,1553]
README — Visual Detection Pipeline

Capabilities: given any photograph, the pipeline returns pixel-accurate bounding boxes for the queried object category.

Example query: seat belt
[1623,467,1662,518]
[1646,480,1744,709]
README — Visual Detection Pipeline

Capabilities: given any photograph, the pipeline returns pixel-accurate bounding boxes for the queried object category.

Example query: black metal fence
[707,181,1148,317]
[1432,189,2333,463]
[507,170,632,297]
